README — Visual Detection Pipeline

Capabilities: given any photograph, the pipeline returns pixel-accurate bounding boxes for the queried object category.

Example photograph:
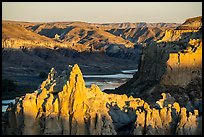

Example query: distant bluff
[2,64,202,135]
[176,16,202,30]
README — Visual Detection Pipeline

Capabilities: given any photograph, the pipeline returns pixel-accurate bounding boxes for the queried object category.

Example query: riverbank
[2,69,137,112]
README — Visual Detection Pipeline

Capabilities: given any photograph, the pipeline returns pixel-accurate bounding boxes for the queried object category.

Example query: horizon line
[2,18,192,24]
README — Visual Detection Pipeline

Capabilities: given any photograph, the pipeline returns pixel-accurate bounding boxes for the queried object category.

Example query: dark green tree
[39,72,47,79]
[2,79,17,93]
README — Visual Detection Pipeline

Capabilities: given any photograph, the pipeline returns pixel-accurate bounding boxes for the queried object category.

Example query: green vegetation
[39,71,47,79]
[2,79,18,93]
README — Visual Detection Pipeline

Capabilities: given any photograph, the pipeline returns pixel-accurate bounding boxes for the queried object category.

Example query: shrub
[2,79,18,93]
[39,72,47,79]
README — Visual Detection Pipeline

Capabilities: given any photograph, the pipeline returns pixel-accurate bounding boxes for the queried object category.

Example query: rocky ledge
[2,64,202,135]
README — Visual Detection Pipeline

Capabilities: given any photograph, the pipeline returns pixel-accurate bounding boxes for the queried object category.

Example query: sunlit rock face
[158,16,202,43]
[112,16,202,112]
[157,29,199,43]
[161,39,202,87]
[176,16,202,30]
[2,64,202,135]
[157,17,202,87]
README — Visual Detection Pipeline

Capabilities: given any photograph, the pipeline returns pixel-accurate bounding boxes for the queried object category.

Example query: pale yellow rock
[3,64,201,135]
[160,107,172,134]
[45,94,54,115]
[157,29,199,43]
[161,40,202,87]
[22,94,40,135]
[177,107,188,135]
[42,92,61,135]
[37,88,48,111]
[179,107,188,127]
[53,98,59,114]
[134,109,145,135]
[172,102,180,114]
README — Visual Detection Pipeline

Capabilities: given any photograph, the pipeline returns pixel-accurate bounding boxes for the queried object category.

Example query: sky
[2,2,202,23]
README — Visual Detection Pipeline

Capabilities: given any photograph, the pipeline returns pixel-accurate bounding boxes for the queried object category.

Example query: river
[2,69,137,112]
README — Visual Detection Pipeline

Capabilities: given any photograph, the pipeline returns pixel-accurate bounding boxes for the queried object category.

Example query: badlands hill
[28,22,134,50]
[100,22,179,29]
[28,21,179,47]
[2,19,179,99]
[2,22,59,49]
[108,26,165,44]
[176,16,202,30]
[103,22,179,44]
[2,20,180,51]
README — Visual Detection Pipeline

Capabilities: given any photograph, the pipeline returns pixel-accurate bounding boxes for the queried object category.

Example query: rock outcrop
[112,16,202,107]
[2,22,71,49]
[2,64,202,135]
[157,29,199,43]
[176,16,202,30]
[158,16,202,43]
[112,41,170,97]
[161,39,202,87]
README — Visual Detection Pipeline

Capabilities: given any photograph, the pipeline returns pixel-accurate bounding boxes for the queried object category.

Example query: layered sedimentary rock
[157,29,199,42]
[113,16,202,109]
[158,16,202,42]
[2,23,70,49]
[176,16,202,30]
[161,39,202,87]
[2,64,202,135]
[113,41,170,97]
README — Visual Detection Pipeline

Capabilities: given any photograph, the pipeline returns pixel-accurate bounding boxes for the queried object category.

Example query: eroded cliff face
[111,19,202,114]
[2,64,202,135]
[161,39,202,87]
[176,16,202,30]
[157,29,199,43]
[2,38,66,49]
[158,16,202,43]
[113,42,170,97]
